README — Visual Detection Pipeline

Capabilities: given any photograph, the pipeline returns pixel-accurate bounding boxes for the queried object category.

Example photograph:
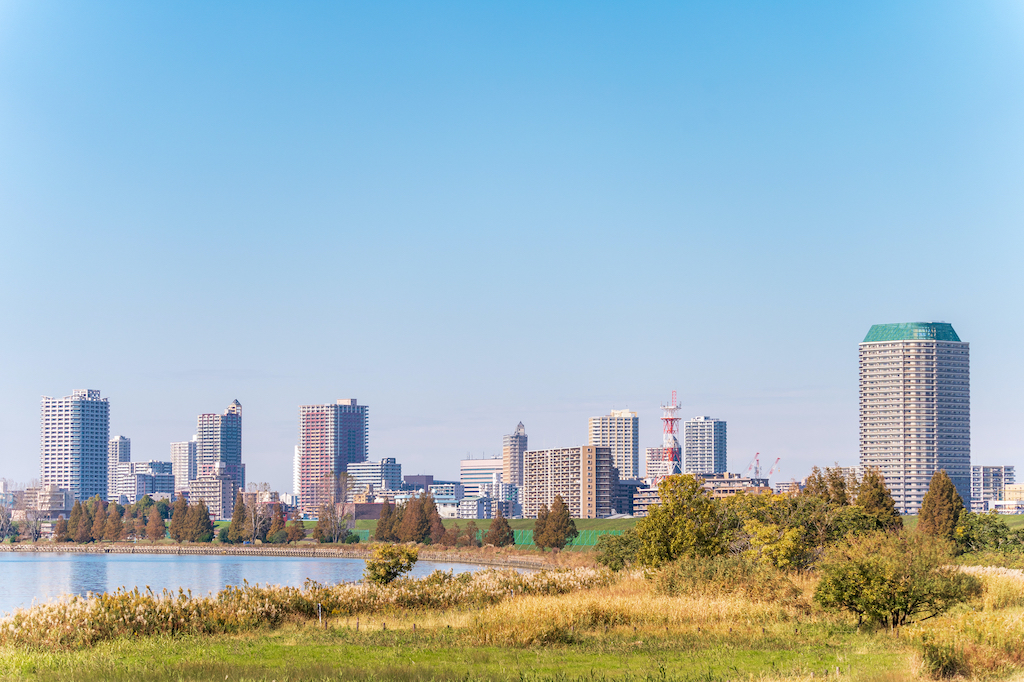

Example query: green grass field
[352,517,638,534]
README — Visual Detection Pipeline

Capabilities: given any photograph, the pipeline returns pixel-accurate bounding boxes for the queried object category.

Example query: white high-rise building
[40,389,110,502]
[588,409,639,479]
[170,436,197,493]
[971,465,1015,504]
[348,457,403,494]
[196,400,244,491]
[502,422,528,487]
[683,417,727,475]
[460,457,504,497]
[107,436,131,500]
[859,322,971,515]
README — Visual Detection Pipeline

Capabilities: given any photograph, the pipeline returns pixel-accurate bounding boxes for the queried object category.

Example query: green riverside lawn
[1,620,905,682]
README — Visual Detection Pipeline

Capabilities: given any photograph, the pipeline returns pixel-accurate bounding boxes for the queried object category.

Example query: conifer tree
[858,468,902,531]
[146,511,166,541]
[463,520,481,547]
[54,517,70,542]
[441,521,460,546]
[541,495,578,550]
[421,495,445,544]
[375,500,394,542]
[67,501,83,542]
[398,496,430,543]
[227,493,247,543]
[133,511,146,540]
[74,505,94,544]
[91,500,107,542]
[533,503,550,549]
[169,496,189,542]
[103,505,124,541]
[918,470,964,540]
[268,504,286,538]
[286,517,306,543]
[190,501,215,542]
[483,508,515,547]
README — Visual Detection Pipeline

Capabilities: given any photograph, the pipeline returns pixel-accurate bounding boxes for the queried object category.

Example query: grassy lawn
[352,517,638,534]
[902,514,1024,532]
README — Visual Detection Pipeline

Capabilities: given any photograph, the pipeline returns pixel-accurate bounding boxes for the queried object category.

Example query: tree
[397,496,431,543]
[54,517,70,542]
[227,493,247,543]
[954,511,1015,553]
[67,500,84,542]
[421,495,445,544]
[0,501,13,541]
[91,500,107,542]
[635,475,730,566]
[483,508,515,547]
[364,545,418,585]
[169,496,189,542]
[533,503,549,549]
[312,503,350,543]
[462,520,481,547]
[286,517,306,543]
[103,505,124,541]
[814,531,981,627]
[133,512,146,540]
[146,511,166,541]
[375,500,395,542]
[155,498,172,520]
[918,470,964,540]
[74,504,93,544]
[857,468,902,531]
[188,501,215,542]
[596,529,641,571]
[536,495,578,550]
[245,483,273,542]
[268,504,286,538]
[441,521,460,547]
[20,510,42,542]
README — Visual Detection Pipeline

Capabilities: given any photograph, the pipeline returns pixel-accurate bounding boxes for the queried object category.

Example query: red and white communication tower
[660,390,682,476]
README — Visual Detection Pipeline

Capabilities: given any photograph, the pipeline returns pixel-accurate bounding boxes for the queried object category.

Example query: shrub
[652,553,801,602]
[920,640,969,679]
[814,531,981,627]
[269,529,288,544]
[635,475,730,567]
[595,530,640,571]
[364,544,418,585]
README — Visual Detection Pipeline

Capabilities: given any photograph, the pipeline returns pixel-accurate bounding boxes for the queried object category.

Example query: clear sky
[1,2,1022,493]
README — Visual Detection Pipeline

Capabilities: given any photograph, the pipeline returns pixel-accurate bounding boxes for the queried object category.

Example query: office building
[859,322,971,514]
[40,389,110,502]
[348,457,402,495]
[107,436,131,501]
[196,399,244,492]
[522,445,613,519]
[589,410,640,480]
[460,457,504,497]
[683,417,727,475]
[502,422,528,487]
[188,462,236,520]
[170,436,197,493]
[971,465,1015,504]
[297,399,369,515]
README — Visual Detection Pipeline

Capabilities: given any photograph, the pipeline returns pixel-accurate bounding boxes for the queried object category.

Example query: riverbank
[0,542,558,570]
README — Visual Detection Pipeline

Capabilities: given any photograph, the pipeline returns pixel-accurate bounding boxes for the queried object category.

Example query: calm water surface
[0,553,497,615]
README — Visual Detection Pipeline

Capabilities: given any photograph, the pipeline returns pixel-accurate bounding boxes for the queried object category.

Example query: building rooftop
[862,322,961,343]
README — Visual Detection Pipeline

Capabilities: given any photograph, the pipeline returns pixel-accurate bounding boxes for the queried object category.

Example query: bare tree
[20,509,42,542]
[245,482,273,542]
[0,502,13,540]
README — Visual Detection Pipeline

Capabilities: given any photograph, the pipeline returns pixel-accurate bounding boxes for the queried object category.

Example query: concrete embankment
[0,542,550,569]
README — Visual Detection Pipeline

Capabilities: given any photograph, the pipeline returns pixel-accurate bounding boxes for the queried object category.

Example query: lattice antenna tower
[661,390,682,474]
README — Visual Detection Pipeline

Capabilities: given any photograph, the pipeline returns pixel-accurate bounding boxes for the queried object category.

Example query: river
[0,552,496,616]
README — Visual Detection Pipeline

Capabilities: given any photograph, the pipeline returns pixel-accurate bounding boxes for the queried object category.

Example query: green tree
[596,529,641,571]
[73,504,93,544]
[954,511,1014,553]
[168,496,189,542]
[535,495,577,550]
[91,500,107,542]
[483,508,515,547]
[67,501,84,542]
[814,531,981,627]
[227,493,247,543]
[155,498,172,520]
[103,505,124,541]
[187,501,215,542]
[285,517,306,543]
[146,511,166,541]
[857,468,902,531]
[268,504,286,538]
[375,500,395,542]
[364,544,418,585]
[918,470,964,541]
[532,503,550,548]
[397,496,431,543]
[636,475,730,567]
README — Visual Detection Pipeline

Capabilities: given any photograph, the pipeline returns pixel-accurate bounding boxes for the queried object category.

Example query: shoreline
[0,542,551,570]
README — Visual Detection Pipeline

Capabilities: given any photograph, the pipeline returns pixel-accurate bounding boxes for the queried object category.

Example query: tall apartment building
[298,399,369,515]
[292,445,300,497]
[683,416,727,475]
[645,446,675,479]
[170,436,197,493]
[40,389,110,502]
[502,422,528,487]
[107,436,131,500]
[522,445,613,519]
[189,462,236,520]
[588,410,639,479]
[348,457,402,494]
[971,465,1015,504]
[859,322,971,514]
[460,457,504,497]
[196,400,244,492]
[112,461,175,503]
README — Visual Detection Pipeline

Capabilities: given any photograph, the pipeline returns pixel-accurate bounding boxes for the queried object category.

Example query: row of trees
[226,493,306,544]
[54,495,172,543]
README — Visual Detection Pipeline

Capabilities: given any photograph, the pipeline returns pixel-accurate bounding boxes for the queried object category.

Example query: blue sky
[1,2,1022,492]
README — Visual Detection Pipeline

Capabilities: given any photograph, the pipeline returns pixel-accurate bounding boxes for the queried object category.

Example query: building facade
[522,445,613,519]
[188,462,236,520]
[683,416,727,475]
[348,457,402,495]
[502,422,528,487]
[40,389,110,502]
[196,400,244,492]
[971,465,1015,504]
[588,410,640,480]
[22,484,74,519]
[460,457,504,497]
[297,399,369,515]
[859,322,971,514]
[107,436,131,501]
[112,461,175,503]
[170,436,197,493]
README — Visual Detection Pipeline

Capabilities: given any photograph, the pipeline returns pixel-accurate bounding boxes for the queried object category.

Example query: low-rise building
[21,484,73,519]
[458,496,492,520]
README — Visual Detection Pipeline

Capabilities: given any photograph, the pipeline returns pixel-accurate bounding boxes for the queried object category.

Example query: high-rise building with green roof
[859,322,970,514]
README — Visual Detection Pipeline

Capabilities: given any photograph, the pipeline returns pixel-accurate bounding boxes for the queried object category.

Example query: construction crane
[745,453,781,480]
[767,457,781,477]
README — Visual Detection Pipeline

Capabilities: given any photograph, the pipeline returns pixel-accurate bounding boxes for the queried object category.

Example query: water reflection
[0,553,496,615]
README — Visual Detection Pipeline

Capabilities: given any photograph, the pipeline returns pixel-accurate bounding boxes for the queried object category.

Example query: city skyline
[2,4,1022,493]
